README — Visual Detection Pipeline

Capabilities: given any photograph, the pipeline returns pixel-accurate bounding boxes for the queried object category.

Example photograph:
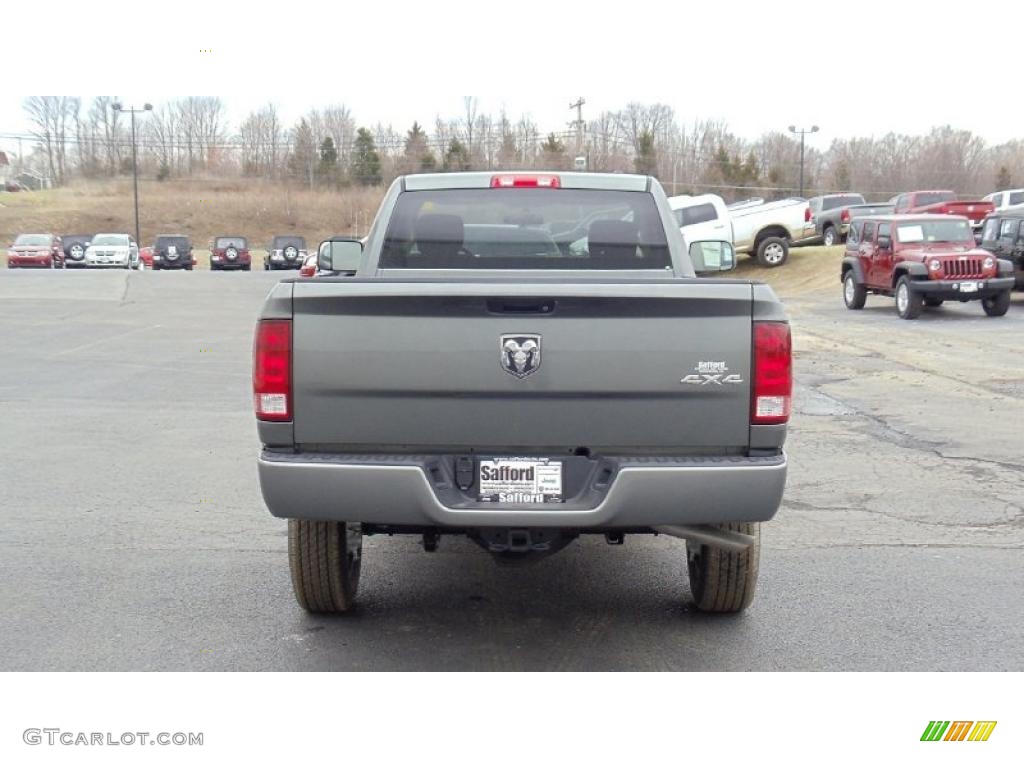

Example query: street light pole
[112,102,153,246]
[787,124,819,198]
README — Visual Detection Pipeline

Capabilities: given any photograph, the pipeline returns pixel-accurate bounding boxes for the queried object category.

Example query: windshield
[155,236,190,250]
[674,203,718,227]
[380,189,671,270]
[896,219,974,245]
[272,236,305,250]
[91,235,128,247]
[915,192,955,207]
[824,195,865,209]
[14,234,50,246]
[216,237,247,249]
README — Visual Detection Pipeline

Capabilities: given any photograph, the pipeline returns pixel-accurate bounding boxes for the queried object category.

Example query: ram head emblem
[500,334,542,378]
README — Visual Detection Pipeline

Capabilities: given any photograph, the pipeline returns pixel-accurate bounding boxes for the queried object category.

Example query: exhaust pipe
[654,525,755,552]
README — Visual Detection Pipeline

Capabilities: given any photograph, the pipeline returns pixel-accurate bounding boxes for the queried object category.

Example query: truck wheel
[843,271,866,309]
[288,519,362,613]
[895,276,923,319]
[686,522,760,613]
[756,237,788,268]
[823,226,838,247]
[923,297,943,307]
[982,291,1011,317]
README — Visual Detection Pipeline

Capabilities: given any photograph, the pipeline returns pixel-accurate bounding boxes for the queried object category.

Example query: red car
[841,214,1014,319]
[7,233,65,268]
[299,253,318,277]
[138,246,154,268]
[209,235,252,271]
[892,191,994,233]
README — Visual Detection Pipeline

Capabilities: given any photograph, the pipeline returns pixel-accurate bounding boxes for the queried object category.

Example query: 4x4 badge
[500,334,541,378]
[680,361,744,386]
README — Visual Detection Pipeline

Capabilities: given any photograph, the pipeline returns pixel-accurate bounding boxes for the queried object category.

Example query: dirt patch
[735,244,844,299]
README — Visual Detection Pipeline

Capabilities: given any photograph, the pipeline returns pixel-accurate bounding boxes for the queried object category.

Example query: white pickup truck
[727,197,812,267]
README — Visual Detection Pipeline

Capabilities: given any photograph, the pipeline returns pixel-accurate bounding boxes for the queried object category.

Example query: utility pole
[788,124,819,198]
[569,97,586,155]
[113,102,153,247]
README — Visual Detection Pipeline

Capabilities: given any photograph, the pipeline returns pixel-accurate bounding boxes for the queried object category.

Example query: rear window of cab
[380,188,671,270]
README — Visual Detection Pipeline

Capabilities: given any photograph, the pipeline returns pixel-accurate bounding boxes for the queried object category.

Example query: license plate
[478,458,563,503]
[959,282,978,293]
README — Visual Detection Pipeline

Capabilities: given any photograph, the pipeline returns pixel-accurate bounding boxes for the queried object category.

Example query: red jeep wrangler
[841,215,1014,319]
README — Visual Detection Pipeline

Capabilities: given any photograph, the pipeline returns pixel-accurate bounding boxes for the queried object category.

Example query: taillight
[752,322,792,425]
[804,207,811,222]
[491,174,561,188]
[253,319,292,421]
[840,208,850,223]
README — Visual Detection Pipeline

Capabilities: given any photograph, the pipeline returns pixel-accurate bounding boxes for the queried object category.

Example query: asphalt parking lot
[0,269,1021,671]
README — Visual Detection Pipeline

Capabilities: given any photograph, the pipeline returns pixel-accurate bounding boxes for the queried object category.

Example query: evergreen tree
[318,136,338,184]
[540,133,566,168]
[403,121,432,173]
[634,130,657,175]
[996,165,1012,190]
[445,138,470,171]
[352,127,382,186]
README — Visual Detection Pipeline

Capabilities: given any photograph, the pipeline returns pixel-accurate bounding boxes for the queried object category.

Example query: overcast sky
[5,0,1023,156]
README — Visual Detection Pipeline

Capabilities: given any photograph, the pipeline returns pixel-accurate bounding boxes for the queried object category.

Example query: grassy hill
[1,178,384,267]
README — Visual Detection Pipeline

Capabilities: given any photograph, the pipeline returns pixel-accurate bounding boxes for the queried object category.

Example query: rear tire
[843,270,866,309]
[686,522,760,613]
[823,226,838,247]
[756,236,789,268]
[982,291,1011,317]
[288,519,362,613]
[895,276,923,319]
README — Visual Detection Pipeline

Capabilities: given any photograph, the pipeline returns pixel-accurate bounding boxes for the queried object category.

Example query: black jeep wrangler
[152,234,194,271]
[61,234,94,269]
[264,235,307,270]
[979,210,1024,289]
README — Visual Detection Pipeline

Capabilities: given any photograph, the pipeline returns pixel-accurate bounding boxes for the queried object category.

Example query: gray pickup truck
[254,172,791,614]
[808,193,895,246]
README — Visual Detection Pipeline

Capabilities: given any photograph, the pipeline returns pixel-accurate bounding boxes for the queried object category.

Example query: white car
[668,194,733,245]
[983,189,1024,212]
[84,233,140,269]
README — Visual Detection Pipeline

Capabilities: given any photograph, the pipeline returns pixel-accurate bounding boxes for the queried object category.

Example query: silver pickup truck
[254,172,791,615]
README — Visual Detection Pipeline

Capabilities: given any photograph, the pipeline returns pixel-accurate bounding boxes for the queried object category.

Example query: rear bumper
[913,277,1014,299]
[8,258,52,267]
[257,451,787,528]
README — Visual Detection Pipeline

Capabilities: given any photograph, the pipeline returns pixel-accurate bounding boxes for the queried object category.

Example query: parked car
[138,246,154,269]
[151,234,194,270]
[84,233,139,269]
[61,234,93,268]
[6,233,64,268]
[892,191,994,234]
[256,170,789,615]
[209,235,251,271]
[728,197,811,267]
[264,235,307,270]
[979,209,1024,288]
[982,189,1024,212]
[840,214,1014,319]
[806,193,895,246]
[299,253,318,277]
[667,194,733,244]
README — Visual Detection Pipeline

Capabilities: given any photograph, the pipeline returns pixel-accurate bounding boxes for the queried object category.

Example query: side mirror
[877,236,891,250]
[689,240,736,273]
[319,238,363,272]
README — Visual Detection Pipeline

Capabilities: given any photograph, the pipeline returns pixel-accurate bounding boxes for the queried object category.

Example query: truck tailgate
[291,281,754,452]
